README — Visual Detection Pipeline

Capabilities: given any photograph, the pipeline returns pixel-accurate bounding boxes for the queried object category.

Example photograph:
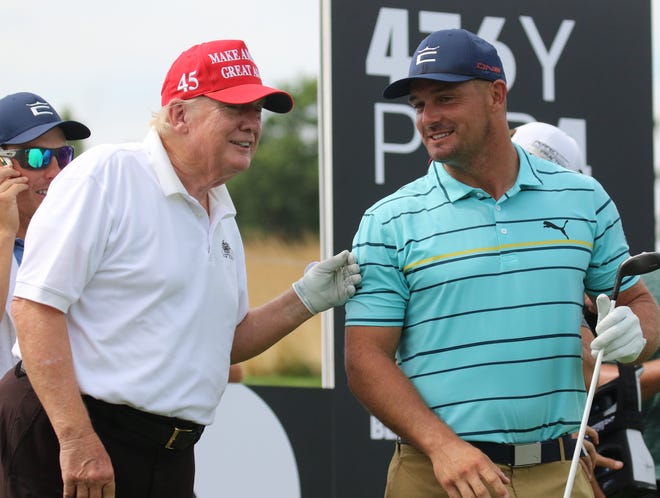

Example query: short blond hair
[150,96,207,135]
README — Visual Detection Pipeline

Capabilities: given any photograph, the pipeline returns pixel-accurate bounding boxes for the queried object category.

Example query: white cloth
[0,256,18,375]
[14,129,249,425]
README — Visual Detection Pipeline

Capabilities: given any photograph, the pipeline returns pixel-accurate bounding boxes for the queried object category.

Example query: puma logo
[543,220,569,239]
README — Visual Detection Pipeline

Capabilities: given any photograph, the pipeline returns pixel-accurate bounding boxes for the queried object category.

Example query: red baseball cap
[161,40,293,113]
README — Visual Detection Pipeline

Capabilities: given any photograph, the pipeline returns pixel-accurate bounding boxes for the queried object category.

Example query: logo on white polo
[221,240,234,260]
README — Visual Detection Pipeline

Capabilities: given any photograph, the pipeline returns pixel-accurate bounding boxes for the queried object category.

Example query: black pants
[641,486,660,498]
[0,366,197,498]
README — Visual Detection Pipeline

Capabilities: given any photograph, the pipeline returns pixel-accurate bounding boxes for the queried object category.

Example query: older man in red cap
[0,40,361,498]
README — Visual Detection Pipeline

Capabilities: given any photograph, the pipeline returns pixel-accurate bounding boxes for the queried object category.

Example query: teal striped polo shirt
[345,145,636,444]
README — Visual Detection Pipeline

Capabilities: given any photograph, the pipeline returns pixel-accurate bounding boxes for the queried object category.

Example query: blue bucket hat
[0,92,90,145]
[383,29,506,99]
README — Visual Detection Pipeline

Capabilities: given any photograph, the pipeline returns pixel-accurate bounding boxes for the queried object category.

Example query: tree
[228,77,319,239]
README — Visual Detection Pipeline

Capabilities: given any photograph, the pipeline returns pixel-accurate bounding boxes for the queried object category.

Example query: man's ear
[490,79,507,106]
[167,100,188,129]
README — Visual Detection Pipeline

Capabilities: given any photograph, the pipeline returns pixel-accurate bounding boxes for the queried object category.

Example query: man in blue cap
[344,29,660,497]
[0,92,90,375]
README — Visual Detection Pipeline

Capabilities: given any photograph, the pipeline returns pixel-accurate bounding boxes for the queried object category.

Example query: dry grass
[239,235,322,377]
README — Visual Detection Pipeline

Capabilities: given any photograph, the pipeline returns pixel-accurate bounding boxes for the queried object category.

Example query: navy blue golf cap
[0,92,90,145]
[383,29,506,99]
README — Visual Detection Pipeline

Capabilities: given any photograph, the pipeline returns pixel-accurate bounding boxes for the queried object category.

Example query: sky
[2,1,660,167]
[1,0,320,148]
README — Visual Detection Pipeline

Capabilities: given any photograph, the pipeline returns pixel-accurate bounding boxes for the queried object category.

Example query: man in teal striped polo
[344,29,660,498]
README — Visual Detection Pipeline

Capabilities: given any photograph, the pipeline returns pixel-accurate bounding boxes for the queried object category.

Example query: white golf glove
[591,293,646,363]
[292,250,362,314]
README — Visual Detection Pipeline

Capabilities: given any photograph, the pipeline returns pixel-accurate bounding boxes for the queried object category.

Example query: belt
[470,435,577,467]
[82,395,205,451]
[15,360,26,377]
[15,361,203,451]
[400,435,577,467]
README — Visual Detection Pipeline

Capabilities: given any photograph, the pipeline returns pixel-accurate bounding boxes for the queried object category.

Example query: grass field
[239,235,323,386]
[243,374,323,388]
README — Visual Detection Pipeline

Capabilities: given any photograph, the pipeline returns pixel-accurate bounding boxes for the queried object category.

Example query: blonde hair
[150,107,170,133]
[150,96,207,134]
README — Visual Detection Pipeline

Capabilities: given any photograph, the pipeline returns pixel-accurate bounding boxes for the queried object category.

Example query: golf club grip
[611,279,622,302]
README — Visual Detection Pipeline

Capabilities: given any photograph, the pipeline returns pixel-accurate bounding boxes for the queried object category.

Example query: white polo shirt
[14,129,248,425]
[0,256,18,374]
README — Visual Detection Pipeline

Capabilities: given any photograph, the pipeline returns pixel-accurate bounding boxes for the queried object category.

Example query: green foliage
[244,374,322,388]
[228,77,319,239]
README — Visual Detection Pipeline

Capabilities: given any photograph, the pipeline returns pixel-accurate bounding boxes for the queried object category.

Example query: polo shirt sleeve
[345,209,409,328]
[14,161,112,312]
[584,178,638,296]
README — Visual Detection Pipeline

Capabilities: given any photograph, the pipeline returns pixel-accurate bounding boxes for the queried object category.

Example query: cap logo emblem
[475,62,502,75]
[208,48,246,64]
[207,48,261,80]
[530,140,569,168]
[27,101,54,117]
[221,64,256,79]
[416,45,439,66]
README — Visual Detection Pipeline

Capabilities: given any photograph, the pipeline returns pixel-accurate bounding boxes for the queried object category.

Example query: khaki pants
[384,442,594,498]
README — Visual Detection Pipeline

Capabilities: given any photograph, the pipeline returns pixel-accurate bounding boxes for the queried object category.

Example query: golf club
[563,251,660,497]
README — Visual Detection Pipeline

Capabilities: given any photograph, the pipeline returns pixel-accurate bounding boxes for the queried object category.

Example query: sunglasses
[0,145,75,170]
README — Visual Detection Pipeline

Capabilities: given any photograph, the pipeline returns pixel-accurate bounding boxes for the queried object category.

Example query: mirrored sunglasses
[0,145,75,170]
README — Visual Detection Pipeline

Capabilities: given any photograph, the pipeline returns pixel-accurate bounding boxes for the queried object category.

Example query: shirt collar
[144,128,236,218]
[432,144,543,203]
